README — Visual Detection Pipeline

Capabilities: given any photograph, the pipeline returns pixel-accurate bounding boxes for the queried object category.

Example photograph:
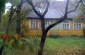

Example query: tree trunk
[14,7,21,46]
[15,8,21,34]
[15,1,23,34]
[14,7,21,47]
[16,18,21,34]
[38,32,46,55]
[38,17,47,55]
[5,5,14,34]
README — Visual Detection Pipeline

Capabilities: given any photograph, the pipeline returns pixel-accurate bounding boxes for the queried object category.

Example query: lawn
[43,37,85,55]
[2,36,85,55]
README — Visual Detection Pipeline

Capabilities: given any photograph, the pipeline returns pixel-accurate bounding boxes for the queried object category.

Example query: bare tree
[26,0,83,55]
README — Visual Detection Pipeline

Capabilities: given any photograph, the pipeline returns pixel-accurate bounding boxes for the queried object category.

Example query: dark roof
[26,1,79,19]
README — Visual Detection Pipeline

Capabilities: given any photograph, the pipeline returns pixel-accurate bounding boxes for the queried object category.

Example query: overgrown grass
[2,36,85,55]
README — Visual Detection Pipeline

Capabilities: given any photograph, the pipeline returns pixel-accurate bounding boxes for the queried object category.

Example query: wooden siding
[25,19,85,37]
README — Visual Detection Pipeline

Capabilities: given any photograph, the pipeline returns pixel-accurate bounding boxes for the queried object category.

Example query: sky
[5,3,12,13]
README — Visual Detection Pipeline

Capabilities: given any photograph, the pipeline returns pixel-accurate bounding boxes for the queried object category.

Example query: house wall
[25,19,42,36]
[26,19,85,37]
[48,21,85,36]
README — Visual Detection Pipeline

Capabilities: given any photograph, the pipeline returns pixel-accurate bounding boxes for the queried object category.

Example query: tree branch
[26,0,42,17]
[42,1,50,16]
[67,0,82,14]
[45,0,82,34]
[45,0,69,34]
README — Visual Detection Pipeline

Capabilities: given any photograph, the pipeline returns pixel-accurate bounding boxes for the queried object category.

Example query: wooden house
[25,1,85,37]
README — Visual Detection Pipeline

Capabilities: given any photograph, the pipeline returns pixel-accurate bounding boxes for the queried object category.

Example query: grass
[2,36,85,55]
[43,36,85,55]
[45,37,85,48]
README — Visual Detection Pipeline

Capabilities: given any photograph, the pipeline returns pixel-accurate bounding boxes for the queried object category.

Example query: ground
[2,36,85,55]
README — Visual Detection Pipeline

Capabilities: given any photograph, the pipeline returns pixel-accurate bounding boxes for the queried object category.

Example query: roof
[26,1,80,19]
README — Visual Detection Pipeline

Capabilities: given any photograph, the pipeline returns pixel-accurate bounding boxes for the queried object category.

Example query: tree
[6,0,38,35]
[14,0,37,35]
[5,5,15,34]
[26,0,83,55]
[0,0,21,55]
[0,0,6,54]
[5,0,27,34]
[0,0,32,55]
[5,0,20,34]
[0,0,5,22]
[79,0,85,19]
[5,0,32,36]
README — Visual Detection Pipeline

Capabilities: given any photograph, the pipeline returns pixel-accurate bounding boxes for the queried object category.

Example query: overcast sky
[5,3,12,13]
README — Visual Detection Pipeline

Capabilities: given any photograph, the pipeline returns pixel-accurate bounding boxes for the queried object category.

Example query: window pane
[73,21,81,30]
[30,20,39,29]
[63,20,70,29]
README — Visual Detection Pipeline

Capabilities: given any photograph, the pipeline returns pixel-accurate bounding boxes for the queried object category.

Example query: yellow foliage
[14,34,19,40]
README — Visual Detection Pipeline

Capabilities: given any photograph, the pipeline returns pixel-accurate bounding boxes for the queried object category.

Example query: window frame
[63,20,70,30]
[30,19,39,30]
[73,21,82,30]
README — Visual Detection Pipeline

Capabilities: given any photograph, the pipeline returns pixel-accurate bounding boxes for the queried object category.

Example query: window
[30,20,39,29]
[45,20,63,30]
[73,21,82,30]
[45,20,51,28]
[45,20,56,29]
[63,20,70,29]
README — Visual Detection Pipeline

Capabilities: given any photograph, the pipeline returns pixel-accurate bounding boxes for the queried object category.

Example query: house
[25,0,85,37]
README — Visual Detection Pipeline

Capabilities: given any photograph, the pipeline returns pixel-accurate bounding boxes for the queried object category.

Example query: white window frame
[30,19,39,30]
[73,21,82,30]
[63,20,70,30]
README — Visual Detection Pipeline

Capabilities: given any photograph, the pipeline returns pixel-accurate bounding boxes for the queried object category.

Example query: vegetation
[0,0,5,22]
[0,36,85,55]
[0,0,84,55]
[0,0,5,12]
[0,35,39,55]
